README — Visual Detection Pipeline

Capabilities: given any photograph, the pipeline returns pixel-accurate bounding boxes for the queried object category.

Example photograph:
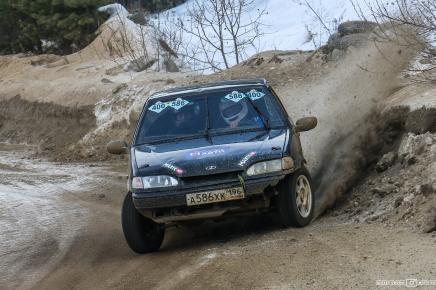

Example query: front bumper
[132,174,286,210]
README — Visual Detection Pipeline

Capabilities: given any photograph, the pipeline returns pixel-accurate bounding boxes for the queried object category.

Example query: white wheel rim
[295,175,312,218]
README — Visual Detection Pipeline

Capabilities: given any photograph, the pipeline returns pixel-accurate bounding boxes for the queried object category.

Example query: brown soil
[0,95,96,159]
[333,132,436,232]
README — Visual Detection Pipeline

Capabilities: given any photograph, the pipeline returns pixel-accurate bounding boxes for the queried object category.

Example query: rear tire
[122,192,165,254]
[276,167,315,227]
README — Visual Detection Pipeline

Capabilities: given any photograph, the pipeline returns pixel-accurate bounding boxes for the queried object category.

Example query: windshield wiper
[135,133,203,146]
[245,96,270,129]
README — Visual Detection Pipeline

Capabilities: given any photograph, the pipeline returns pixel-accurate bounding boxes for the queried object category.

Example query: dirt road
[1,144,434,290]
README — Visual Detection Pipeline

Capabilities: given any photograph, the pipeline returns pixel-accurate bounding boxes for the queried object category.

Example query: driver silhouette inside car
[219,97,264,129]
[166,103,204,135]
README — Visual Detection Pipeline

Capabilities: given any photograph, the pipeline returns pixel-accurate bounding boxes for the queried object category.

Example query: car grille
[134,194,186,208]
[181,171,242,185]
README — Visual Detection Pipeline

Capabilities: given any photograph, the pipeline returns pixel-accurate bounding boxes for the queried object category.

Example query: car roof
[149,78,268,99]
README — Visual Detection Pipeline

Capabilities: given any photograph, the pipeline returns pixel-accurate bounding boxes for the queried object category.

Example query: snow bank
[98,3,129,18]
[159,0,370,52]
[150,0,372,71]
[95,3,158,71]
[95,1,430,73]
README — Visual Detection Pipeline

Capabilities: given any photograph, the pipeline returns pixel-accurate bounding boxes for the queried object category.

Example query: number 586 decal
[148,98,189,113]
[224,89,265,103]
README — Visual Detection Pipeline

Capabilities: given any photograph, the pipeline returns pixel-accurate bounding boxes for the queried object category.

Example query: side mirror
[295,117,317,133]
[107,140,128,155]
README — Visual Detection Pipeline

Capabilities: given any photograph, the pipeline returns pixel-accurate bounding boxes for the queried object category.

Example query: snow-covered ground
[99,1,434,73]
[99,1,372,72]
[154,0,372,70]
[162,0,369,51]
[98,3,129,18]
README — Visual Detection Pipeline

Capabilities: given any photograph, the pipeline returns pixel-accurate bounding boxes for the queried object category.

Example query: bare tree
[149,11,185,71]
[99,6,186,73]
[154,12,184,58]
[102,10,157,72]
[352,0,436,82]
[294,0,345,49]
[177,0,266,72]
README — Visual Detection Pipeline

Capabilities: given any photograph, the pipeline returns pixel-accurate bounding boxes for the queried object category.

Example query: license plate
[186,187,245,206]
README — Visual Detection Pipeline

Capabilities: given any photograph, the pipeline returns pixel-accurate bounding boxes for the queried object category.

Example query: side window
[263,88,287,126]
[247,87,286,127]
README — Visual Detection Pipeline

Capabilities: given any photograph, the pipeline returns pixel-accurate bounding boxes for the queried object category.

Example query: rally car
[107,79,317,253]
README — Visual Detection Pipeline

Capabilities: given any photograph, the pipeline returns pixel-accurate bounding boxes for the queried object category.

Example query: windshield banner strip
[224,90,265,103]
[148,98,189,113]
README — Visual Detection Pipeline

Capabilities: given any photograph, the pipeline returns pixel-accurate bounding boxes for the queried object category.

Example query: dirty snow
[98,3,129,18]
[97,3,158,71]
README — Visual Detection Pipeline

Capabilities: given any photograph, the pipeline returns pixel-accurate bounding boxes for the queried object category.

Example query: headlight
[246,157,294,176]
[247,159,282,176]
[131,175,178,189]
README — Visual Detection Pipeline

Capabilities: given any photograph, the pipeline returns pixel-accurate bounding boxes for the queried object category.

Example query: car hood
[132,129,288,177]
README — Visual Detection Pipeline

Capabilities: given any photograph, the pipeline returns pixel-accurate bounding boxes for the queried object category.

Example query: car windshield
[135,86,286,144]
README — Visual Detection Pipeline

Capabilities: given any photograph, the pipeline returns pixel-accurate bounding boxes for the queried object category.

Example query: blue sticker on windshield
[224,91,246,103]
[148,98,189,113]
[246,89,265,101]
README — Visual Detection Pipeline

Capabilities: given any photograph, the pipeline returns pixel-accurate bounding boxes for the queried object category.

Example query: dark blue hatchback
[107,79,318,253]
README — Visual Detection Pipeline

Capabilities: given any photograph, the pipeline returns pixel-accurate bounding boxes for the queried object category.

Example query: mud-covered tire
[121,192,164,254]
[276,167,315,227]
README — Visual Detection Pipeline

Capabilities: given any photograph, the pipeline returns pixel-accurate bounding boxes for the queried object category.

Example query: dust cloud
[279,40,417,215]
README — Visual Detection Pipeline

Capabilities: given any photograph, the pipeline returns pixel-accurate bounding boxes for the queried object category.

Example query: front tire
[276,167,315,227]
[122,192,165,254]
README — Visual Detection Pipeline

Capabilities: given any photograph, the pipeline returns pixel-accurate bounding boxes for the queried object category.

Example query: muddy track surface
[1,144,435,290]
